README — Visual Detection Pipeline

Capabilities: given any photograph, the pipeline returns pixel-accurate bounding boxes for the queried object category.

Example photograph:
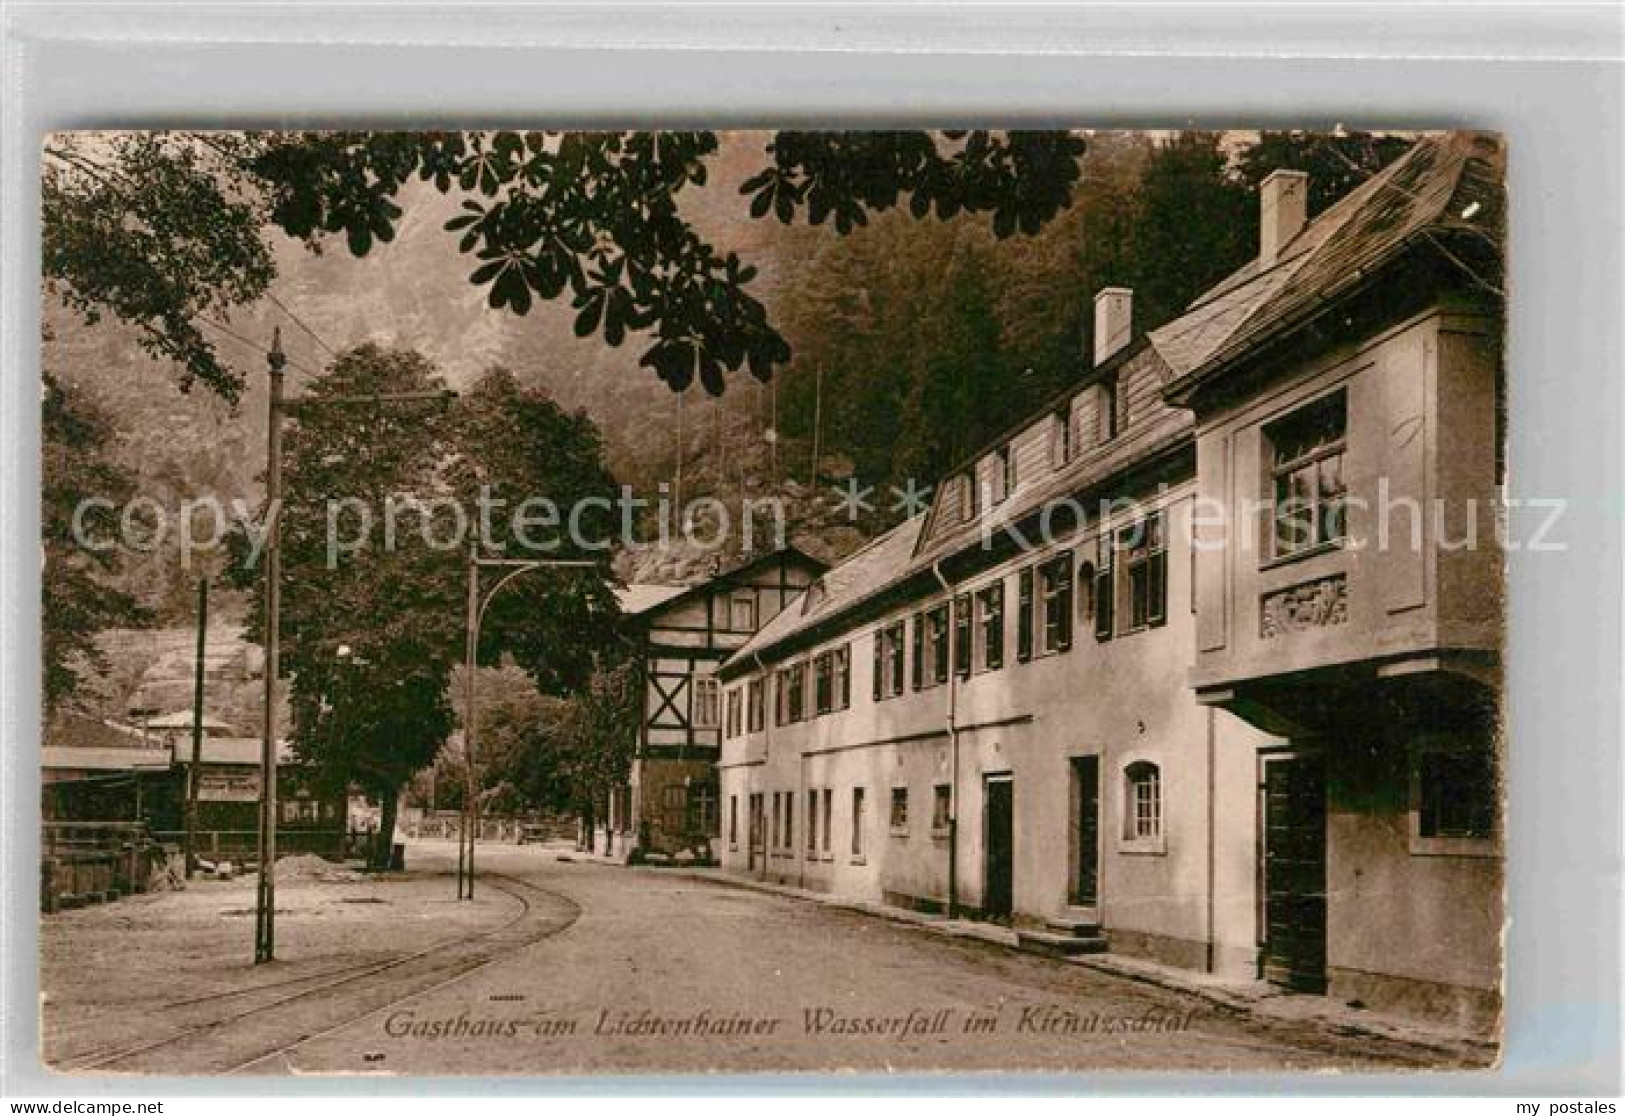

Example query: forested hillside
[43,129,1412,634]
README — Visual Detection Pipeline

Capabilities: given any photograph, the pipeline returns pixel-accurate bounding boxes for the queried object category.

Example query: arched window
[1123,761,1162,842]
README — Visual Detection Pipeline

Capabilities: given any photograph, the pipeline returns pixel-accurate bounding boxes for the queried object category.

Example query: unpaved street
[40,842,1482,1077]
[224,843,1467,1076]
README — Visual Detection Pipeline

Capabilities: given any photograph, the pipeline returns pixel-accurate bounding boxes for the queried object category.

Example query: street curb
[634,861,1498,1066]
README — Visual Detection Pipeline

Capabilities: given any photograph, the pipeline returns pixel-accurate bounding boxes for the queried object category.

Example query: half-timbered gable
[618,546,826,859]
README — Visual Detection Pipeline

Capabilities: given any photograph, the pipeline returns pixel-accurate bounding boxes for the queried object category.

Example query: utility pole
[673,388,685,512]
[253,330,455,964]
[458,541,480,900]
[255,330,285,965]
[455,553,600,900]
[184,576,209,878]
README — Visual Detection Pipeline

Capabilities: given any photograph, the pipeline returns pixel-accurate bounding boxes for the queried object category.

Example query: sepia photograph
[36,126,1507,1077]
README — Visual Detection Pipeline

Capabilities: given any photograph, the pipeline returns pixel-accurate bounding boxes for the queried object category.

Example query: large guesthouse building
[714,133,1504,1032]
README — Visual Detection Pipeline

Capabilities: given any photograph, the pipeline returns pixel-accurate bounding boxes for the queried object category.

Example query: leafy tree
[1122,132,1254,332]
[232,344,624,865]
[42,134,276,403]
[471,685,574,815]
[468,655,638,851]
[43,130,1087,404]
[42,372,151,712]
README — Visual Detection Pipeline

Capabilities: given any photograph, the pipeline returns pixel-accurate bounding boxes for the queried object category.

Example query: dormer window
[996,445,1015,503]
[1100,375,1120,442]
[1053,406,1074,466]
[960,470,978,522]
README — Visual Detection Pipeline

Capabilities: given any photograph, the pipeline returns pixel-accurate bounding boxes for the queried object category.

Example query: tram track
[56,871,581,1076]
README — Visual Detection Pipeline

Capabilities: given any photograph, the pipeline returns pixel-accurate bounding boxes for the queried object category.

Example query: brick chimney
[1093,287,1133,367]
[1259,169,1309,267]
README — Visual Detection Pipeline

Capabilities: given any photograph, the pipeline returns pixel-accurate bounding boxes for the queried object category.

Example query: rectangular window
[1417,748,1495,839]
[693,676,720,729]
[852,787,867,856]
[953,595,973,677]
[1267,390,1347,559]
[890,786,909,834]
[730,593,758,633]
[996,444,1015,502]
[822,788,833,852]
[1053,406,1073,466]
[911,612,925,691]
[976,582,1004,671]
[883,621,906,697]
[1039,553,1074,653]
[788,663,804,723]
[747,678,764,732]
[784,793,793,851]
[814,652,834,715]
[1094,532,1115,642]
[729,794,738,846]
[770,792,781,849]
[1124,762,1161,841]
[807,789,819,851]
[960,470,978,522]
[724,688,738,738]
[932,784,951,834]
[1119,512,1168,632]
[689,782,718,837]
[917,604,947,687]
[1017,566,1034,661]
[832,645,850,710]
[1100,376,1120,441]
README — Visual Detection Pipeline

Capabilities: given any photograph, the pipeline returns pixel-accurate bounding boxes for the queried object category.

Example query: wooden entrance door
[1071,756,1100,907]
[1261,753,1327,992]
[983,776,1014,922]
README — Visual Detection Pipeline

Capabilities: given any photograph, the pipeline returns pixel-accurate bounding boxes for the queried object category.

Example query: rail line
[56,871,581,1075]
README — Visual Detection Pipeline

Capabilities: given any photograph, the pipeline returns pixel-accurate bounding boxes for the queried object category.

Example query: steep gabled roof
[1156,131,1504,397]
[721,516,925,674]
[616,583,688,616]
[622,544,829,623]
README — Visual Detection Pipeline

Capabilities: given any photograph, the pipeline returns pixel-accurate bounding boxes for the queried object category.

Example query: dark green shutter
[1056,555,1074,651]
[949,597,962,675]
[987,586,1004,670]
[1094,545,1114,642]
[1148,513,1168,627]
[1017,567,1034,661]
[911,614,924,691]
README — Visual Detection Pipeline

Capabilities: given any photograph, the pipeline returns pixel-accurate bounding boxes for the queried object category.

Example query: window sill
[849,855,867,866]
[1410,835,1500,858]
[931,829,951,842]
[1259,539,1343,573]
[1118,837,1166,856]
[889,828,910,839]
[1110,620,1167,640]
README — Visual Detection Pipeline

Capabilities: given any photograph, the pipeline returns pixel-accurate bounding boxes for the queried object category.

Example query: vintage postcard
[38,128,1505,1075]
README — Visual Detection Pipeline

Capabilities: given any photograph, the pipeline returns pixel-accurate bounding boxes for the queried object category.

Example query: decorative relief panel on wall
[1259,574,1348,639]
